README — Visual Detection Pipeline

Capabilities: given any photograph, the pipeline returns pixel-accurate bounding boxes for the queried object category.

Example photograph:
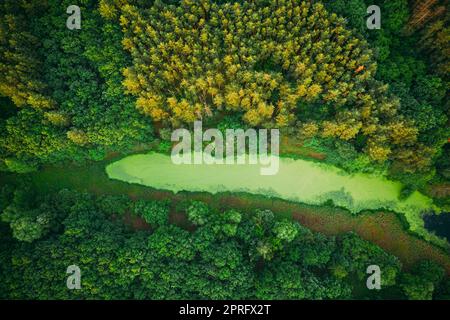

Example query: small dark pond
[424,212,450,241]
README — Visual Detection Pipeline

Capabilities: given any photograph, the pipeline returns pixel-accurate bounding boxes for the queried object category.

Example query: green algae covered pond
[106,152,447,247]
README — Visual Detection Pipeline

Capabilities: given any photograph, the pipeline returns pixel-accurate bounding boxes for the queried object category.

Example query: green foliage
[3,158,38,173]
[366,1,447,186]
[0,0,447,182]
[98,195,132,216]
[1,197,52,243]
[156,140,172,154]
[323,0,367,34]
[7,214,50,243]
[0,1,55,109]
[0,0,448,301]
[399,260,445,301]
[400,273,435,300]
[320,0,449,189]
[273,220,299,242]
[134,199,170,227]
[304,137,387,175]
[114,0,434,172]
[1,187,436,300]
[411,260,445,285]
[0,185,14,212]
[331,233,402,287]
[186,201,211,226]
[382,0,410,32]
[0,0,155,171]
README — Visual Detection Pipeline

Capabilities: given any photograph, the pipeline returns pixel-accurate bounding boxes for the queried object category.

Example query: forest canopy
[113,0,435,170]
[0,0,447,184]
[0,0,449,301]
[1,185,448,300]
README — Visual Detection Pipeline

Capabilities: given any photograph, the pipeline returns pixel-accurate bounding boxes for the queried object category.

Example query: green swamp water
[106,152,445,246]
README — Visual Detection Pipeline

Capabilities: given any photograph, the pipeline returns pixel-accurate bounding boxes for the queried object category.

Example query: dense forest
[0,0,448,194]
[0,0,448,300]
[1,183,449,299]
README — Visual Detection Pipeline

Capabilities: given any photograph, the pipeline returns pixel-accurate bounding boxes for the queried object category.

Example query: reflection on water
[424,213,450,241]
